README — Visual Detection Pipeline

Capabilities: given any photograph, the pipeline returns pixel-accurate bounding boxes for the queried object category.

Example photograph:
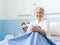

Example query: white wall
[0,0,5,19]
[0,0,60,19]
[33,0,60,14]
[0,0,33,19]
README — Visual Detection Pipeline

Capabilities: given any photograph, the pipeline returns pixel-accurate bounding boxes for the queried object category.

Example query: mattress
[51,35,60,45]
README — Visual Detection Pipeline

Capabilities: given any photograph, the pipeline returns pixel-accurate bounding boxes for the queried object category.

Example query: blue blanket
[2,32,56,45]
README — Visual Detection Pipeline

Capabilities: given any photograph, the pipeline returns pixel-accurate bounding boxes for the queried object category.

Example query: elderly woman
[26,7,56,45]
[27,7,48,36]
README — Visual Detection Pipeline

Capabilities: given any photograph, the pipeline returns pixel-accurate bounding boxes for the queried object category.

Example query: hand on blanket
[29,25,46,36]
[29,25,40,32]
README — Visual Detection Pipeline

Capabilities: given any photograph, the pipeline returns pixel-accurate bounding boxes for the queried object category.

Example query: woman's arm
[37,28,46,36]
[27,21,49,36]
[29,25,46,36]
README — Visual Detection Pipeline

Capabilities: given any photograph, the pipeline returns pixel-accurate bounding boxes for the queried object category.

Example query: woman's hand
[29,25,40,32]
[29,25,46,36]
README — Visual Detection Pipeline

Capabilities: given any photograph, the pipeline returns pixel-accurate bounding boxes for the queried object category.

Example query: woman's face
[35,8,44,19]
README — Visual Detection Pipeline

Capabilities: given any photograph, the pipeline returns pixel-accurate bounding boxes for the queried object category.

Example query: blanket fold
[1,32,56,45]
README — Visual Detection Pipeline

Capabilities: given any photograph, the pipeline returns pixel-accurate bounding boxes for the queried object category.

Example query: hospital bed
[49,22,60,45]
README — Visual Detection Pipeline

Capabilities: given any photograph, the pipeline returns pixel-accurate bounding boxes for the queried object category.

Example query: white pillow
[4,34,14,41]
[49,22,60,36]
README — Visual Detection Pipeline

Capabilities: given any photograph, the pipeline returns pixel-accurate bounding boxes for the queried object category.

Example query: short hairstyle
[35,7,44,13]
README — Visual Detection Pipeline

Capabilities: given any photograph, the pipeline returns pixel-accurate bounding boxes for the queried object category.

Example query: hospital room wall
[0,0,3,41]
[0,0,33,19]
[0,21,2,41]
